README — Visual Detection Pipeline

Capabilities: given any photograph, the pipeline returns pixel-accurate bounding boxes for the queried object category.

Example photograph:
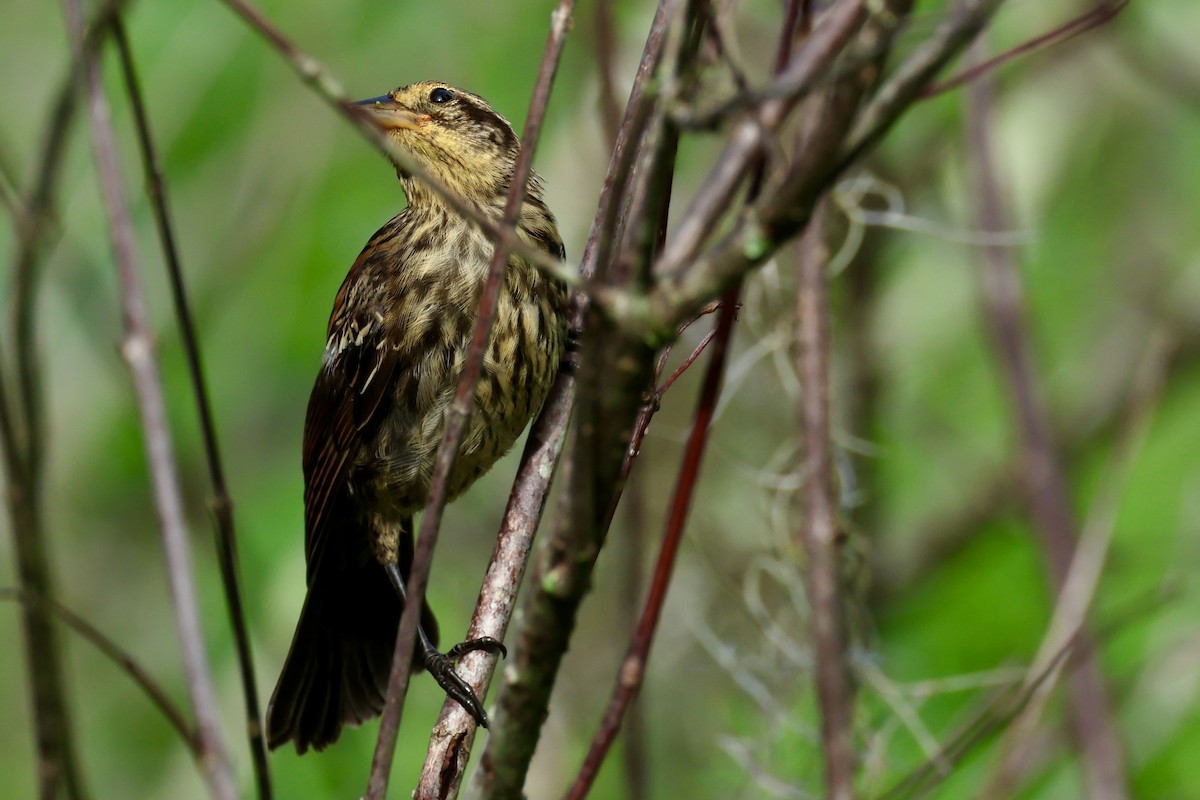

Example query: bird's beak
[355,96,427,131]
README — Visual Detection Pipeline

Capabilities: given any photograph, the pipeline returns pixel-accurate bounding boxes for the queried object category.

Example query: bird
[266,80,570,753]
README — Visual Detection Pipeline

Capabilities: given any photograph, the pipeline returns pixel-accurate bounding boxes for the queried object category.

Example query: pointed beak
[354,95,426,131]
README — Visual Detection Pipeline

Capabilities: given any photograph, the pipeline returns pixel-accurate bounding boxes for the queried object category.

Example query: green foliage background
[1,0,1198,798]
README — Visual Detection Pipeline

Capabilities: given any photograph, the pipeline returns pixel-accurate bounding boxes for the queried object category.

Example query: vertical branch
[566,4,803,794]
[62,0,236,797]
[109,20,271,799]
[469,2,676,796]
[564,287,738,800]
[3,4,130,798]
[963,35,1129,800]
[0,589,202,757]
[5,42,83,800]
[363,5,576,798]
[796,201,856,800]
[593,0,623,150]
[615,476,650,800]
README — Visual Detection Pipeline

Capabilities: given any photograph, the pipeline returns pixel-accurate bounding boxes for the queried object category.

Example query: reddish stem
[921,1,1129,98]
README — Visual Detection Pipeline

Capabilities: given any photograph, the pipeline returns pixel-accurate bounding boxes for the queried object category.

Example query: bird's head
[356,81,526,206]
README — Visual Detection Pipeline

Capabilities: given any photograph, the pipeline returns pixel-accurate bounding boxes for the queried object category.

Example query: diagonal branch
[216,0,578,291]
[468,2,678,794]
[0,588,201,758]
[796,200,856,799]
[413,373,574,799]
[963,34,1128,800]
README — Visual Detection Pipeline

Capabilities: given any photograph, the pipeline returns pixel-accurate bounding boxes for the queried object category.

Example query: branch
[363,5,575,798]
[796,200,856,799]
[920,1,1129,99]
[565,286,739,800]
[469,1,678,794]
[2,3,131,798]
[602,0,887,341]
[0,588,201,758]
[64,0,236,796]
[413,373,573,799]
[652,0,869,282]
[964,34,1128,800]
[602,0,1020,342]
[110,20,271,798]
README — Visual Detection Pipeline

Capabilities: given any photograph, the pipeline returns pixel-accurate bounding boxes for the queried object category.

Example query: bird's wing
[301,234,407,583]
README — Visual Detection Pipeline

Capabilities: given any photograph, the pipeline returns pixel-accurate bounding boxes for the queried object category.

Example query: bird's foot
[422,636,507,728]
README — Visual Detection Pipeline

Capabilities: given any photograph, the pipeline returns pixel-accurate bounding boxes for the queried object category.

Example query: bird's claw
[423,636,507,728]
[446,635,507,661]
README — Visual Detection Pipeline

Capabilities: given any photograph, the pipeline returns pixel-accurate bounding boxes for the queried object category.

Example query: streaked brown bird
[266,81,569,753]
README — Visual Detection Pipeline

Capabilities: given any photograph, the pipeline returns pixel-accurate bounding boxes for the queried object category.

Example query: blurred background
[2,0,1199,797]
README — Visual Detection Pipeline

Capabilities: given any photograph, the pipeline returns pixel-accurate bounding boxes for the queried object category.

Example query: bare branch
[566,287,739,799]
[64,0,235,795]
[0,588,201,758]
[109,20,271,798]
[963,34,1128,800]
[796,200,856,799]
[920,1,1129,99]
[414,374,574,799]
[469,1,678,793]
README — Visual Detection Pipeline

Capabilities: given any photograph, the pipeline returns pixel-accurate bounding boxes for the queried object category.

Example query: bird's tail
[266,548,436,753]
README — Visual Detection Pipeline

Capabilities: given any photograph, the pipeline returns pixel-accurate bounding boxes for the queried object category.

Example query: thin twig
[64,0,236,795]
[0,588,202,757]
[109,20,271,799]
[593,0,623,151]
[839,0,1007,168]
[983,332,1168,798]
[362,5,575,799]
[216,0,578,291]
[964,34,1128,800]
[616,473,650,800]
[920,1,1129,99]
[3,3,131,799]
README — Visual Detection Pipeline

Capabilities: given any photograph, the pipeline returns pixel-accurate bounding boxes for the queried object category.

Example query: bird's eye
[429,87,454,104]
